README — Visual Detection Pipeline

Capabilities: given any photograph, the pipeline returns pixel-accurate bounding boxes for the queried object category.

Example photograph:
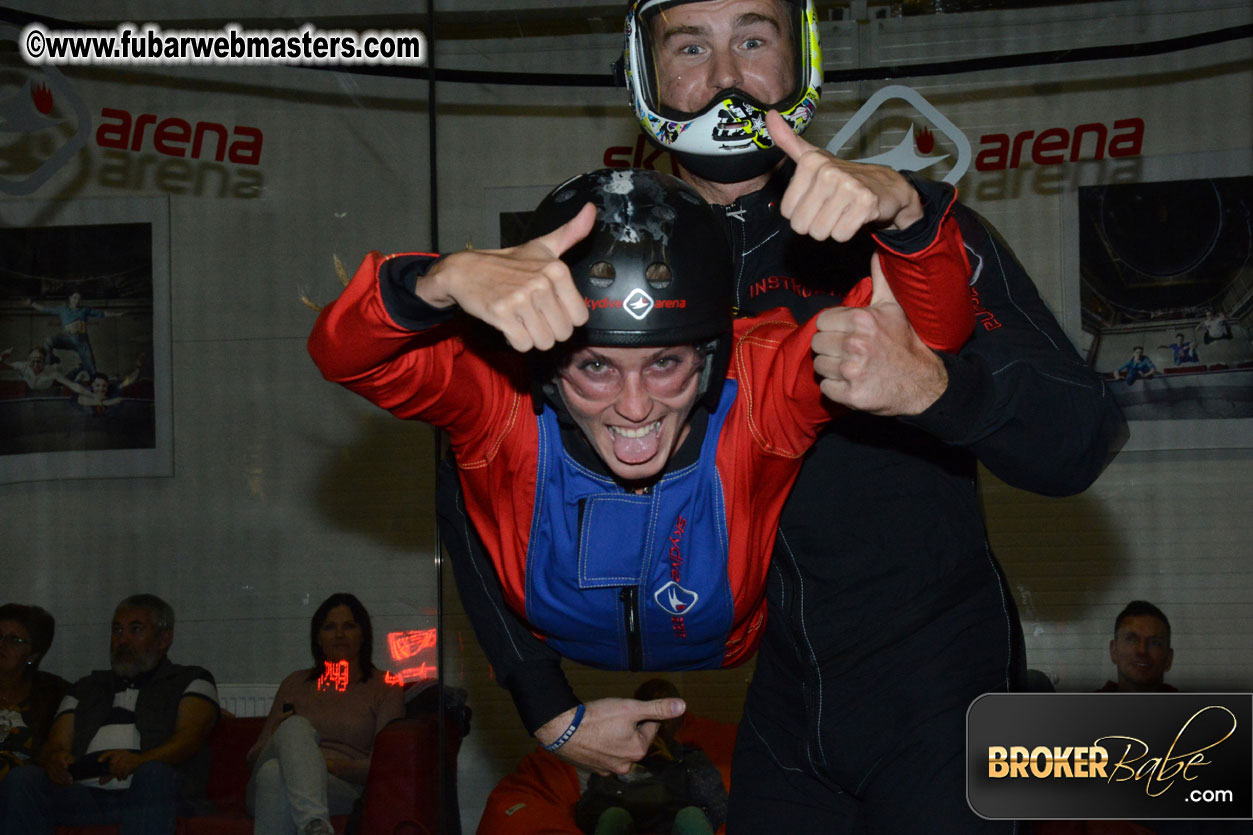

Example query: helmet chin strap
[695,338,718,400]
[673,146,785,184]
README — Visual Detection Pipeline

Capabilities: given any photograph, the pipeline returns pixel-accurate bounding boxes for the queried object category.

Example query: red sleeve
[307,251,529,460]
[729,311,841,458]
[870,203,975,353]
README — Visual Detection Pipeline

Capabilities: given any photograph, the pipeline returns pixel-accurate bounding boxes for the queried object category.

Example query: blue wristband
[542,703,586,753]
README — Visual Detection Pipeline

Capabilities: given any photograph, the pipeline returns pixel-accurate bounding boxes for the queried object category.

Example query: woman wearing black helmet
[309,166,971,749]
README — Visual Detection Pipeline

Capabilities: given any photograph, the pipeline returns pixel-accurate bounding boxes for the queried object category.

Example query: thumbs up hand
[810,253,949,415]
[417,203,596,352]
[767,109,925,241]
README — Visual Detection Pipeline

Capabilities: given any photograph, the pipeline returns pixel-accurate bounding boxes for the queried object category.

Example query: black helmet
[527,167,734,411]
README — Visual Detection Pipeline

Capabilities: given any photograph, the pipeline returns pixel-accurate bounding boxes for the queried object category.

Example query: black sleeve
[872,172,957,256]
[377,254,458,331]
[902,205,1128,496]
[435,452,580,735]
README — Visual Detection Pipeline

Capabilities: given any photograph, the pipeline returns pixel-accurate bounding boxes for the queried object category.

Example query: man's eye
[580,360,606,373]
[742,38,763,49]
[679,43,703,56]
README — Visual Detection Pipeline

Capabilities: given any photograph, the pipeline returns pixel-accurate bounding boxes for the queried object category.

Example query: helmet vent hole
[645,262,672,289]
[588,261,616,287]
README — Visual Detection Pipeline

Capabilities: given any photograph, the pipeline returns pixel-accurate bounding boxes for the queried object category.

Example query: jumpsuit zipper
[620,586,643,671]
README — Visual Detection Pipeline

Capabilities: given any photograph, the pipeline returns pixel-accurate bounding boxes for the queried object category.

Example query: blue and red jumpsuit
[308,234,972,675]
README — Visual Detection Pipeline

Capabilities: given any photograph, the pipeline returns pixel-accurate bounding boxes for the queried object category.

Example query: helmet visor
[633,0,807,121]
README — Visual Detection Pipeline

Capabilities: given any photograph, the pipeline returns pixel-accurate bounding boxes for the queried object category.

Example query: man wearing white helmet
[435,1,1126,832]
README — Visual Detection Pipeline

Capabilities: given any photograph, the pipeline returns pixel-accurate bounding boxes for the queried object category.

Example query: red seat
[0,379,28,398]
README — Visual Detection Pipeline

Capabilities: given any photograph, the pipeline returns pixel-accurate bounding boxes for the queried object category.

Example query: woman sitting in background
[246,593,404,835]
[0,603,69,782]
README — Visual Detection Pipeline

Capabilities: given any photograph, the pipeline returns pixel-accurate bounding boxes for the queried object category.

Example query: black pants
[726,535,1024,835]
[728,700,1019,834]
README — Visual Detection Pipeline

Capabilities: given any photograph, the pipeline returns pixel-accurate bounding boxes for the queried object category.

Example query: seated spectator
[1099,600,1176,693]
[246,592,404,835]
[1039,605,1222,835]
[1,593,219,835]
[574,679,727,835]
[0,604,69,782]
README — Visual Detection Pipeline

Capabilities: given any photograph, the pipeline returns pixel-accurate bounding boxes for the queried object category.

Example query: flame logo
[31,82,53,116]
[666,587,687,612]
[916,126,935,154]
[825,86,972,185]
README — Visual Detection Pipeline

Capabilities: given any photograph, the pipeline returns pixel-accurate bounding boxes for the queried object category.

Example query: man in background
[1100,600,1176,693]
[1,593,219,835]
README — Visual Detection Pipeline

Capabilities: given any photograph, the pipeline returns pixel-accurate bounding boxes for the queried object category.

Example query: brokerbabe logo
[967,693,1252,821]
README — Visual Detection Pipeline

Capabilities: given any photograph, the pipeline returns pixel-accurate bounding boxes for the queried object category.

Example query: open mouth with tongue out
[608,419,663,465]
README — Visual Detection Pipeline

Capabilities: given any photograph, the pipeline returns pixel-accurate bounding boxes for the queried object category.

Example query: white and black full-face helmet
[623,0,822,183]
[526,168,734,412]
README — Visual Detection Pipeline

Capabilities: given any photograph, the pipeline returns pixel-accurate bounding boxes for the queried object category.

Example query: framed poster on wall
[1062,149,1253,450]
[0,196,172,482]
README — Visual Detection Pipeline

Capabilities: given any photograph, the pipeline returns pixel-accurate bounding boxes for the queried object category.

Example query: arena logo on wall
[92,106,264,197]
[95,107,262,166]
[824,84,1146,200]
[826,85,973,185]
[0,25,93,196]
[1,25,263,198]
[975,117,1144,172]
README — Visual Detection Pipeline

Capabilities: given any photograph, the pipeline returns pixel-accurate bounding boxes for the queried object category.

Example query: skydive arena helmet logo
[623,288,654,320]
[585,290,687,317]
[825,84,972,185]
[967,693,1252,821]
[0,24,92,195]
